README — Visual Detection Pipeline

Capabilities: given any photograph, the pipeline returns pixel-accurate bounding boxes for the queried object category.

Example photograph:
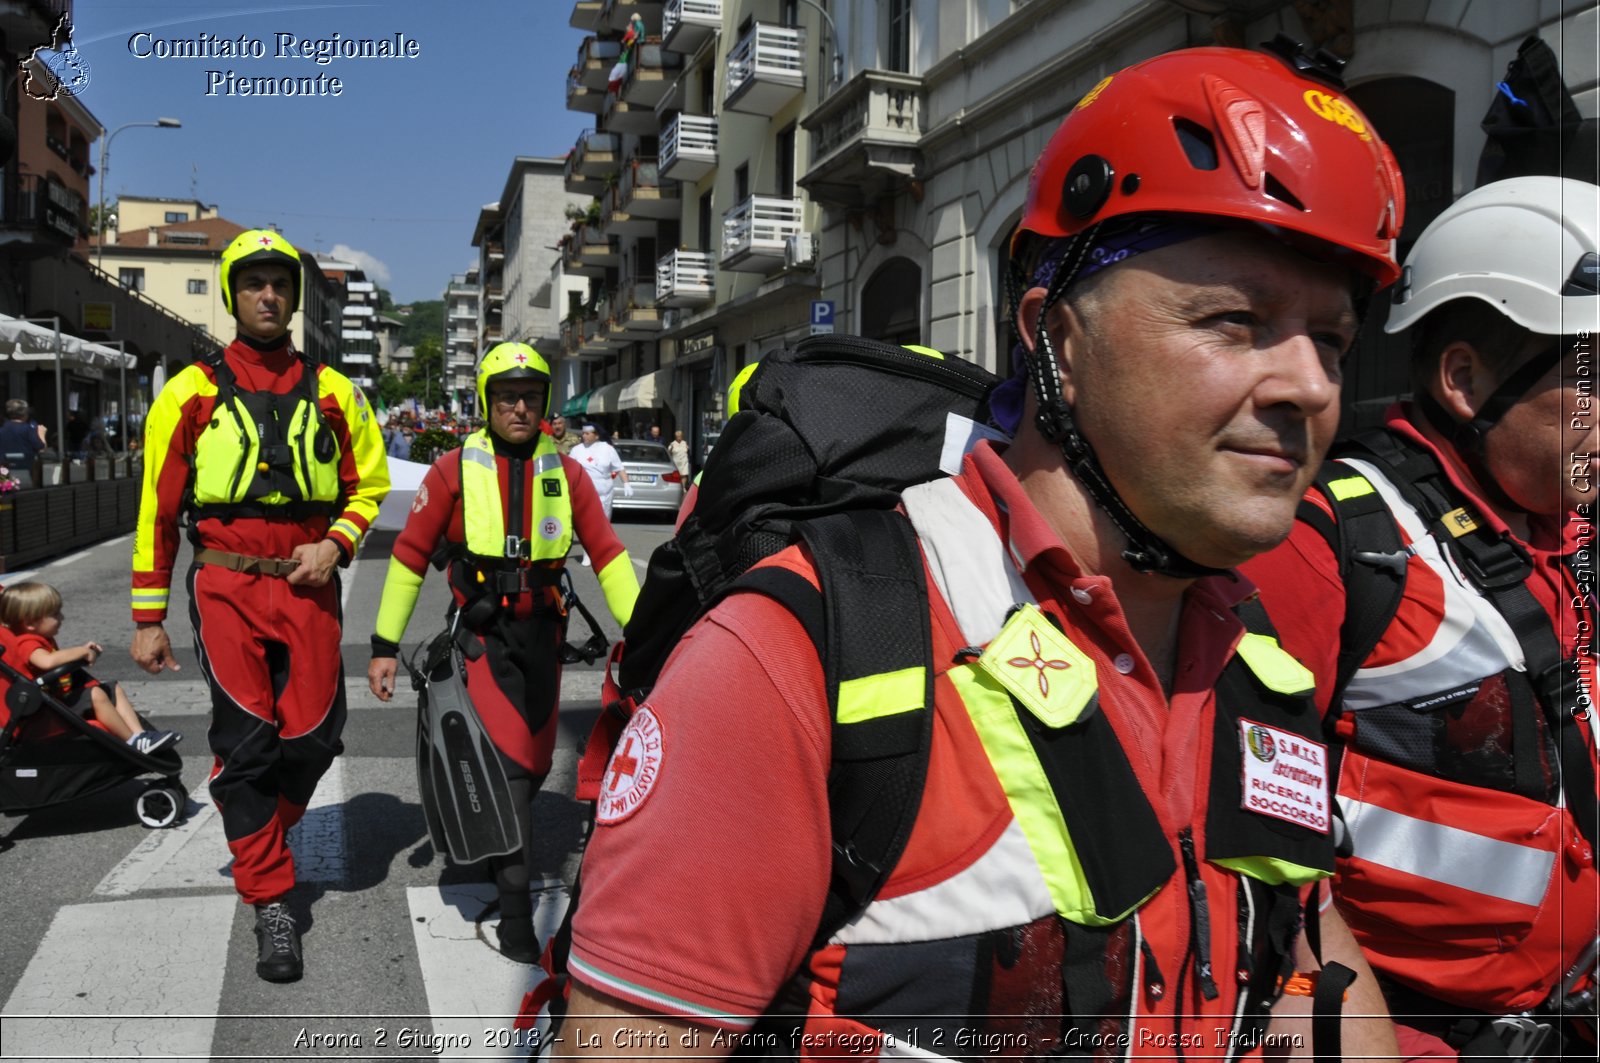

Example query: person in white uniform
[569,424,630,565]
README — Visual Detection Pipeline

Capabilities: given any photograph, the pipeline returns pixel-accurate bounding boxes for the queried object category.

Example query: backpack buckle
[1457,534,1532,589]
[504,534,526,560]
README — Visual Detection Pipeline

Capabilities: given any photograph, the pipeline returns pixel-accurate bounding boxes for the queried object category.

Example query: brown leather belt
[194,547,301,577]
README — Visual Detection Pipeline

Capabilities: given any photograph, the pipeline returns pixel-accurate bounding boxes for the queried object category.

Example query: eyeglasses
[490,393,543,412]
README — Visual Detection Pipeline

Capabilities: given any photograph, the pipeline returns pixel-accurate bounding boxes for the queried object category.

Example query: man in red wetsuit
[367,342,638,963]
[130,228,390,982]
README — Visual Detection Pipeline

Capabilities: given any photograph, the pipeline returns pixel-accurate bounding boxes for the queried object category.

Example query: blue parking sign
[810,300,835,335]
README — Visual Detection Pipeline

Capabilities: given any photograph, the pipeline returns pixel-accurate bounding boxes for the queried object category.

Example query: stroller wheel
[136,784,184,829]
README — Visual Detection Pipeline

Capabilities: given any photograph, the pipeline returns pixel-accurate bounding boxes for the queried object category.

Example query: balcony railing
[569,0,603,31]
[602,0,664,32]
[655,249,714,307]
[660,113,716,182]
[663,0,719,54]
[617,156,678,221]
[725,22,803,116]
[1,173,83,245]
[620,41,683,108]
[800,70,926,209]
[612,277,662,337]
[565,129,620,195]
[566,65,605,114]
[561,224,621,276]
[721,195,801,272]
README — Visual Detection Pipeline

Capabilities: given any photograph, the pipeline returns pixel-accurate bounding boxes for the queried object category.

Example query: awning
[587,380,626,415]
[617,367,670,410]
[559,389,593,418]
[0,315,137,370]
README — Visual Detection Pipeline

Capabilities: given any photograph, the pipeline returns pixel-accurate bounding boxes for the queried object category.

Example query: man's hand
[287,539,342,587]
[368,657,398,702]
[131,624,180,674]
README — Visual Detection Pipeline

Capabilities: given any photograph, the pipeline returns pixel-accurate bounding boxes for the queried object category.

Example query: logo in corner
[596,706,665,826]
[22,13,90,101]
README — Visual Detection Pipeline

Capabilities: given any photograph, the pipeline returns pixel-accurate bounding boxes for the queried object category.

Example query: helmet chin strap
[1018,229,1232,581]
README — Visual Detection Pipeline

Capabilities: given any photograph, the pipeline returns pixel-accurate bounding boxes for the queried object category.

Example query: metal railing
[722,196,802,259]
[664,0,721,40]
[661,113,716,169]
[726,23,803,100]
[656,249,715,303]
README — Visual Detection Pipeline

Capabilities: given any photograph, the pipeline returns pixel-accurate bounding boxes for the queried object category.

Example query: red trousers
[188,563,346,905]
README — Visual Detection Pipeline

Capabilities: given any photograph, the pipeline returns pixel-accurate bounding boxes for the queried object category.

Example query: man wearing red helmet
[558,42,1403,1057]
[130,229,389,983]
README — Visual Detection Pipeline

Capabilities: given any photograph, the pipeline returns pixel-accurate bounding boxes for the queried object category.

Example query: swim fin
[413,629,522,865]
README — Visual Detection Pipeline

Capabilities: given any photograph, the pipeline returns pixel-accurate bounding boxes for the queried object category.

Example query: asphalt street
[0,509,677,1061]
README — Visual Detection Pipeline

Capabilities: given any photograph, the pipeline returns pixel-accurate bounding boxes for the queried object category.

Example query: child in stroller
[0,582,180,754]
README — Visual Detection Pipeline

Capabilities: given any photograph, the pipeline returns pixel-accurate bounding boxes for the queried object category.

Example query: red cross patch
[257,235,275,248]
[596,706,664,825]
[512,350,529,365]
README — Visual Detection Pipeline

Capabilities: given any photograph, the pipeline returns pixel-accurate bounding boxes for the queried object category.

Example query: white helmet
[1385,175,1599,337]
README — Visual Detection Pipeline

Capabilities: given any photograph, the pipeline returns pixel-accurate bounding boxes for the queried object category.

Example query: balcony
[612,278,662,338]
[343,303,376,318]
[620,42,682,108]
[565,130,620,196]
[577,36,622,88]
[485,286,504,305]
[566,66,605,114]
[660,113,716,182]
[341,328,376,341]
[800,70,926,210]
[721,195,802,273]
[569,0,603,30]
[347,280,376,293]
[601,91,662,136]
[603,0,663,32]
[724,22,804,116]
[341,351,375,365]
[603,156,679,236]
[0,173,83,252]
[0,1,66,55]
[561,224,621,277]
[656,249,715,308]
[663,0,719,55]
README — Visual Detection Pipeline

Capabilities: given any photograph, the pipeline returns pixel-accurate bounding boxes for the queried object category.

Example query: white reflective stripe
[1339,796,1555,907]
[532,452,563,475]
[461,444,496,470]
[832,818,1053,945]
[902,478,1031,646]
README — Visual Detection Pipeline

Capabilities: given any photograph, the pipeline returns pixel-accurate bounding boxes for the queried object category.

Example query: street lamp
[96,117,182,275]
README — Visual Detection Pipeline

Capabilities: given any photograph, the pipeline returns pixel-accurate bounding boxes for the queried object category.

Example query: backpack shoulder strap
[730,508,935,943]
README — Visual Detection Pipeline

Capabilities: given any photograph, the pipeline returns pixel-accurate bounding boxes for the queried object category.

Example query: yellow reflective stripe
[329,518,362,544]
[949,665,1149,926]
[835,666,925,724]
[1235,632,1315,696]
[1212,855,1330,888]
[1326,475,1374,501]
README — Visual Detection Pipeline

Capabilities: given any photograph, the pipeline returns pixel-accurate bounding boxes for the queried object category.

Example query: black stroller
[0,636,187,831]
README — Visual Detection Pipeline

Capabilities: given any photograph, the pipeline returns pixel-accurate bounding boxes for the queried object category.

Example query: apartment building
[470,157,589,400]
[92,206,343,366]
[442,266,481,412]
[564,0,832,456]
[312,252,380,389]
[799,0,1597,421]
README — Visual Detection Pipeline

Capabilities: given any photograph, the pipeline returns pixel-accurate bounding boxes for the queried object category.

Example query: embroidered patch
[596,706,664,825]
[538,515,563,541]
[978,602,1097,728]
[1238,718,1329,834]
[542,479,562,497]
[411,483,429,514]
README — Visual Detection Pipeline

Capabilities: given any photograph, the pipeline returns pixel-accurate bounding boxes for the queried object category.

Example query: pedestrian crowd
[0,33,1591,1063]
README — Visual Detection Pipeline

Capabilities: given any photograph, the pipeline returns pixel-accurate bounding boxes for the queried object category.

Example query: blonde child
[0,581,180,754]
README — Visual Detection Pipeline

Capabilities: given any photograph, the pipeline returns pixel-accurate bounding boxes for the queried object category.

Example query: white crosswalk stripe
[0,893,236,1058]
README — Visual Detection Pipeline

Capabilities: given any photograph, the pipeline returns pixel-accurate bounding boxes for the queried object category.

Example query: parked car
[610,440,683,515]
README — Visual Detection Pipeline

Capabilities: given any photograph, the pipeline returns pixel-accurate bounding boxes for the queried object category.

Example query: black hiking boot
[496,913,536,964]
[253,901,303,982]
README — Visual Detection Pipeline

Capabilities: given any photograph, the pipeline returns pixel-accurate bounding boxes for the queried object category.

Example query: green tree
[403,336,445,408]
[397,300,445,349]
[375,370,408,410]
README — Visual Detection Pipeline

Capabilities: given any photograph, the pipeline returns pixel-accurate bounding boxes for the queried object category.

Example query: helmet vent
[1262,173,1305,212]
[1173,118,1218,171]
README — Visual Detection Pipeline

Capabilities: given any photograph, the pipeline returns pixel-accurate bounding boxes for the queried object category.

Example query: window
[776,123,796,196]
[118,268,145,292]
[780,0,798,27]
[186,278,208,295]
[165,211,189,223]
[698,190,713,251]
[734,163,749,203]
[886,0,911,73]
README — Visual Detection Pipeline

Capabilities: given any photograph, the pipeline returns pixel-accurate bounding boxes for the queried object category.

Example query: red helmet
[1014,44,1405,286]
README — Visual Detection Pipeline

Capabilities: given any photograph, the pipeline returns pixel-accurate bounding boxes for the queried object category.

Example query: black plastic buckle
[257,443,293,467]
[493,568,530,596]
[1458,534,1534,589]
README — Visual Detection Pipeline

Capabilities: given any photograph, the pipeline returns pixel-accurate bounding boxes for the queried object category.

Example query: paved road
[0,512,676,1061]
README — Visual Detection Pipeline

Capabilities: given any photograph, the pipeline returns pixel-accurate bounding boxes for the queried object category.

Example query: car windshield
[615,443,668,463]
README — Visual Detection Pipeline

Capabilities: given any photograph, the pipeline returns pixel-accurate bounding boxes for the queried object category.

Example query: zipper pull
[1179,827,1220,1001]
[1139,936,1166,1002]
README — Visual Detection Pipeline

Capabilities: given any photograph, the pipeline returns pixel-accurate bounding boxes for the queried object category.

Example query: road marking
[0,567,40,586]
[342,554,360,612]
[407,881,567,1060]
[49,547,97,566]
[0,893,234,1058]
[92,759,348,896]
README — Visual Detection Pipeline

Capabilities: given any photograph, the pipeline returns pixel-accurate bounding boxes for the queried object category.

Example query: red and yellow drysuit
[1243,406,1598,1055]
[371,427,638,780]
[131,337,389,904]
[573,443,1343,1056]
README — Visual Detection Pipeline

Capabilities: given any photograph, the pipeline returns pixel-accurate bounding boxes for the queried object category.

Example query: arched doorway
[860,257,922,345]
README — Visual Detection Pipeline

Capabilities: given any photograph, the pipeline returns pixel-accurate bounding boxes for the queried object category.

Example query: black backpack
[529,334,998,1022]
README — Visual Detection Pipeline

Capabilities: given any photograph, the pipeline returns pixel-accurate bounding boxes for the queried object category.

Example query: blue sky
[69,1,594,303]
